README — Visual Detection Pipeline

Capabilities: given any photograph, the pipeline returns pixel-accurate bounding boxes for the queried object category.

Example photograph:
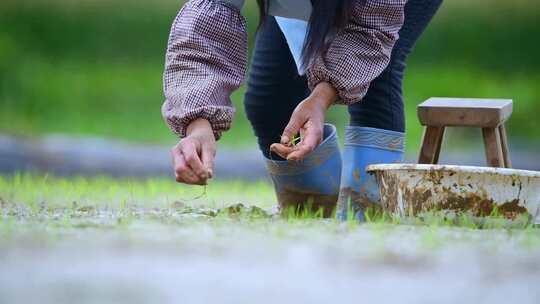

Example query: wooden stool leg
[433,127,444,164]
[498,124,512,168]
[418,126,445,164]
[482,128,504,167]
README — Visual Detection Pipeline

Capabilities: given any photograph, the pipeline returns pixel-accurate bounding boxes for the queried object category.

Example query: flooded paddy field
[1,175,539,304]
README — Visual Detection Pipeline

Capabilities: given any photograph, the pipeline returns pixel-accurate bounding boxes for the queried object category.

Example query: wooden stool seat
[417,97,513,168]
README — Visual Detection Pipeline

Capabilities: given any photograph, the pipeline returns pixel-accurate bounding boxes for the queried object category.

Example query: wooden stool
[417,97,513,168]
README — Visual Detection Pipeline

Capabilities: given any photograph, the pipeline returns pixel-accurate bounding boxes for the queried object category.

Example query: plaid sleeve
[306,0,406,105]
[162,0,248,140]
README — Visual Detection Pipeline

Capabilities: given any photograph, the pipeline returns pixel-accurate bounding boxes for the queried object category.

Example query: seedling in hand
[289,134,302,147]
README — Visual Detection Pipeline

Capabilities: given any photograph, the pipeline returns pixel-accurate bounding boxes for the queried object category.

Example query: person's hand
[270,82,338,161]
[171,118,216,185]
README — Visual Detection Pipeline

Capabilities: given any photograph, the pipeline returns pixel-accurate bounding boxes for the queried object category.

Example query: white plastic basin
[367,164,540,223]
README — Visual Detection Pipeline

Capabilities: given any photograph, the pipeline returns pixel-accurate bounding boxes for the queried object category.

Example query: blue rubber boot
[264,124,342,217]
[336,127,405,222]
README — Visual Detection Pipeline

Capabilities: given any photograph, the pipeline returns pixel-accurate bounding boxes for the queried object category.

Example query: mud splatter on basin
[367,164,540,223]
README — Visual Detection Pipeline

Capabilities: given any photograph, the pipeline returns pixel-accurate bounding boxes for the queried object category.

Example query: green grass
[1,174,537,231]
[0,173,276,211]
[0,0,539,150]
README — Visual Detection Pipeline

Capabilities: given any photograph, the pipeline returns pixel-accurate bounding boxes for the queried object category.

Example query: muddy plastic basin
[367,164,540,223]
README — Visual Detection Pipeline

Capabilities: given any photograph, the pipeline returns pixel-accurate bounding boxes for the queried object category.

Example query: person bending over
[162,0,442,219]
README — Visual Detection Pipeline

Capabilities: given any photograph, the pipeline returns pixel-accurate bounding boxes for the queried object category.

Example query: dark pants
[244,0,443,157]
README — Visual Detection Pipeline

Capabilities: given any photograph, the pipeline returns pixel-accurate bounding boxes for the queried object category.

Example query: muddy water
[1,207,540,303]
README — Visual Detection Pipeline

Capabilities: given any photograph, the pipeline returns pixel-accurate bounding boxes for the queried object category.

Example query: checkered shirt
[162,0,405,139]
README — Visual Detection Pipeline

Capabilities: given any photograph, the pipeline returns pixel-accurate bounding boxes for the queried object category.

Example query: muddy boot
[336,127,404,222]
[264,124,342,217]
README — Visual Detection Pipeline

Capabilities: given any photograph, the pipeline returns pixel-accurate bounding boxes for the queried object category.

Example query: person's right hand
[171,118,216,185]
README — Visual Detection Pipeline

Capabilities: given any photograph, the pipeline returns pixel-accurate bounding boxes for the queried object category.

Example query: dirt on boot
[275,189,338,218]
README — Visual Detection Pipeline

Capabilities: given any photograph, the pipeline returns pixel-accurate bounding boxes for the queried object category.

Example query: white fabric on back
[275,17,309,75]
[267,0,312,75]
[218,0,311,75]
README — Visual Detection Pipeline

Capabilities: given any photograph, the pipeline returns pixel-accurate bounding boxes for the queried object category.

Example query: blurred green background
[1,0,539,153]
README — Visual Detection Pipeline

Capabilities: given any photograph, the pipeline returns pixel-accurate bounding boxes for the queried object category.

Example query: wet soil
[1,213,539,304]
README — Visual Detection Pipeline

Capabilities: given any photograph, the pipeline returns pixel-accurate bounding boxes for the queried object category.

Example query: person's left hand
[270,82,338,161]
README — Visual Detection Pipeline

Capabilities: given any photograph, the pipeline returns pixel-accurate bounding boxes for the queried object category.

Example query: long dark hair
[256,0,355,69]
